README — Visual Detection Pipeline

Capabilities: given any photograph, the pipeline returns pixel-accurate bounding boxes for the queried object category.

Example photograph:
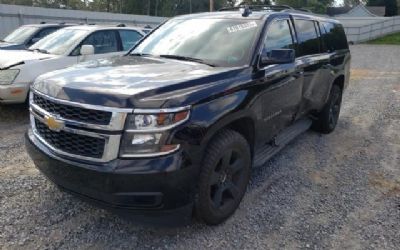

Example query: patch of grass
[367,32,400,45]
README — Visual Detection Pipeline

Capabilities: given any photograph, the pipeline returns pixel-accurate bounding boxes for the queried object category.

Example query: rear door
[293,18,330,116]
[320,21,350,96]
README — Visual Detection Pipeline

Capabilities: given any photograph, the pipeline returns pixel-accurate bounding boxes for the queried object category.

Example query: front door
[255,18,304,142]
[73,30,124,63]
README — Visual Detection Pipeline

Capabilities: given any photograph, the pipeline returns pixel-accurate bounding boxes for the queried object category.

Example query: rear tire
[312,84,343,134]
[195,129,251,225]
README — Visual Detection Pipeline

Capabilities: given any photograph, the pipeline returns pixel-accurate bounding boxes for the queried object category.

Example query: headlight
[0,69,20,85]
[119,107,190,157]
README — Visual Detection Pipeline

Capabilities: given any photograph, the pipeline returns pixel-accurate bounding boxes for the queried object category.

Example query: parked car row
[0,23,73,50]
[0,24,147,104]
[2,5,351,226]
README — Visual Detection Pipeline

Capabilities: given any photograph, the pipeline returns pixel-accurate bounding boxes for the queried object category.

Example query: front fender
[172,90,256,165]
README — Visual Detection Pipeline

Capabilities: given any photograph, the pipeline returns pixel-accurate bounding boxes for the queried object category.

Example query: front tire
[195,129,251,225]
[312,84,343,134]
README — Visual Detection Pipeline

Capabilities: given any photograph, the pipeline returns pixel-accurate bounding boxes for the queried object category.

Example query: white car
[0,25,145,104]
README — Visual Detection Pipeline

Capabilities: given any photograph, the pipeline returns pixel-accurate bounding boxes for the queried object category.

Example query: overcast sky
[335,0,344,6]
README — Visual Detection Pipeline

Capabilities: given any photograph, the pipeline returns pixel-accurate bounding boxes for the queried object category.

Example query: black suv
[26,6,350,225]
[0,23,73,50]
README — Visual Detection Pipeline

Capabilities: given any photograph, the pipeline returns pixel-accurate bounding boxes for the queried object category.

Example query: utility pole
[210,0,214,12]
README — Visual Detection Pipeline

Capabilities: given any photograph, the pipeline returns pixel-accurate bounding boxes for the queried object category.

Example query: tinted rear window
[321,22,348,51]
[294,19,320,56]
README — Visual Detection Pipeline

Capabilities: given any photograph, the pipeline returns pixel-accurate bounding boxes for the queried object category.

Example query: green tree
[367,0,398,16]
[384,0,398,15]
[367,0,384,4]
[275,0,335,13]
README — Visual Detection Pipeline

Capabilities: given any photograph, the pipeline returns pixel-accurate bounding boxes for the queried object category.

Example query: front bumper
[0,82,29,104]
[25,130,197,225]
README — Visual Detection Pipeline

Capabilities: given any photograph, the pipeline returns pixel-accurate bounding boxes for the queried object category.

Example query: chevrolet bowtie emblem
[44,115,65,132]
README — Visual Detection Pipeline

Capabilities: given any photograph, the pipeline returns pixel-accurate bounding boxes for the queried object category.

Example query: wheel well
[226,117,255,156]
[333,75,345,91]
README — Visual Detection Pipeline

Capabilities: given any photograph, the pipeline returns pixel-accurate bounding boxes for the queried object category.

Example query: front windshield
[132,18,261,67]
[3,26,38,44]
[30,28,88,55]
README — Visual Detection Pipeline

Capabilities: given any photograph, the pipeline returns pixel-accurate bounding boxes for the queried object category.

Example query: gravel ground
[0,44,399,250]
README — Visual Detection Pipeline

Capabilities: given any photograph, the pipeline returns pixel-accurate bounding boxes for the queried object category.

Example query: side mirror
[80,45,94,56]
[260,49,295,66]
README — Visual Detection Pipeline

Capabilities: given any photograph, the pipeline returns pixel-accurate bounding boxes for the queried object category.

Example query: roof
[176,11,267,20]
[63,25,146,32]
[23,23,72,28]
[175,9,337,23]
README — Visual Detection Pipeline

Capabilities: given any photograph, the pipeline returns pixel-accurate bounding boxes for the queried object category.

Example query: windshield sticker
[227,21,258,33]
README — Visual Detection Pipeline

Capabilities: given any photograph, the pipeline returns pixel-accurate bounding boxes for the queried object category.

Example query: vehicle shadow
[0,104,30,126]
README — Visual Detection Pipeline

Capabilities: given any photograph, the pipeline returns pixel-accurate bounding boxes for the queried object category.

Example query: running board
[253,118,312,167]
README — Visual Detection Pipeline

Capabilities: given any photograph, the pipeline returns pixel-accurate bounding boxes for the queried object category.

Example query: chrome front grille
[35,119,105,159]
[29,90,132,163]
[33,94,112,125]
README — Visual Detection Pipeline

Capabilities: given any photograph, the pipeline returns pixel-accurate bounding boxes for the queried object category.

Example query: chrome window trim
[30,113,121,163]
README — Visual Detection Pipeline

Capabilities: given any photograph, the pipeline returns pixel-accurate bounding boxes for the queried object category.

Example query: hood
[0,50,57,69]
[0,41,23,50]
[33,56,248,109]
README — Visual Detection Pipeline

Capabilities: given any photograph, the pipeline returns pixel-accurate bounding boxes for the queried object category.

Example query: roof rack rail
[116,23,126,27]
[219,4,294,12]
[295,8,312,12]
[40,21,46,24]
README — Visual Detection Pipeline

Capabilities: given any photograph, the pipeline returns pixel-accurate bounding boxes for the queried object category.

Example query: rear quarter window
[321,22,349,51]
[294,19,321,57]
[119,30,143,51]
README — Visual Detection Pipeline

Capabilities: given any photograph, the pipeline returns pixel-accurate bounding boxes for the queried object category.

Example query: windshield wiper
[130,53,154,57]
[159,55,216,67]
[28,48,49,54]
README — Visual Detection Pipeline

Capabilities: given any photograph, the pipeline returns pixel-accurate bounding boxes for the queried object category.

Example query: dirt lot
[0,44,399,250]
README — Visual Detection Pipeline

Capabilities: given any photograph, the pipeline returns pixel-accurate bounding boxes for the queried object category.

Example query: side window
[35,27,58,39]
[318,22,328,52]
[263,19,294,56]
[321,22,348,51]
[28,27,58,45]
[294,19,320,56]
[118,30,143,51]
[81,30,118,54]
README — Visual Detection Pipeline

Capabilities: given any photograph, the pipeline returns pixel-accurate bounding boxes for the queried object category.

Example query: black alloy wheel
[312,84,343,134]
[195,129,251,225]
